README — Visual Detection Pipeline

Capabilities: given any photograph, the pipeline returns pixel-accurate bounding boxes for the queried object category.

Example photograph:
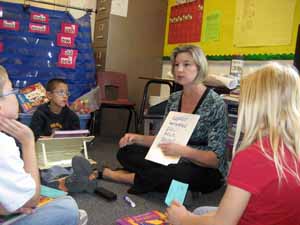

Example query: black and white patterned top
[164,88,228,178]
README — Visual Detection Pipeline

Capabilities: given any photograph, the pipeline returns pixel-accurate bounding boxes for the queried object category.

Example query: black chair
[138,79,174,134]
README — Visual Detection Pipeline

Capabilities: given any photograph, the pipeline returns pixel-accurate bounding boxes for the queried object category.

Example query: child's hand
[0,116,34,145]
[17,207,35,214]
[166,200,190,225]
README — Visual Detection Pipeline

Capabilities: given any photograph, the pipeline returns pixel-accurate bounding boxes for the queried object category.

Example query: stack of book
[116,210,169,225]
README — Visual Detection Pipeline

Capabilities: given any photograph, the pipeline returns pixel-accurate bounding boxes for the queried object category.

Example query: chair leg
[89,111,96,135]
[133,110,138,133]
[125,108,133,133]
[93,108,103,135]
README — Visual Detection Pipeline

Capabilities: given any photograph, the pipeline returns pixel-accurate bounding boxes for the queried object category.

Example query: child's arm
[0,118,40,208]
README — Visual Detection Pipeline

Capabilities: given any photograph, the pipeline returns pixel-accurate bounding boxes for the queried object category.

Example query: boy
[30,78,80,140]
[30,78,97,194]
[0,65,83,224]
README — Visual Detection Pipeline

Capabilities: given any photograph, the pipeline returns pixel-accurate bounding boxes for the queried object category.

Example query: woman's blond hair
[170,45,208,84]
[233,62,300,183]
[0,65,9,96]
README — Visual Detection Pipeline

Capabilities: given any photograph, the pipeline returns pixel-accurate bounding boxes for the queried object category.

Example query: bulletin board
[163,0,300,60]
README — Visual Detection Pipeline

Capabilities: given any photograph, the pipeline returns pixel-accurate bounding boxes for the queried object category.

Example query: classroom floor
[72,135,225,225]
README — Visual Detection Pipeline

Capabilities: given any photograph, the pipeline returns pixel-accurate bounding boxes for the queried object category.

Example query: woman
[101,45,228,194]
[166,62,300,225]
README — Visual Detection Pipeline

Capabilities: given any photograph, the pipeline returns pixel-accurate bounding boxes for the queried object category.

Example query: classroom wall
[159,0,299,97]
[164,0,300,57]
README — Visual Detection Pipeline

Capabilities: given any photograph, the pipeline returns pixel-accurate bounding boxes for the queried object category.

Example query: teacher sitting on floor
[100,45,228,194]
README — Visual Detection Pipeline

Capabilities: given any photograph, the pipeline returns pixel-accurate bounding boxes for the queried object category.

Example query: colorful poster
[168,0,204,44]
[203,10,221,42]
[233,0,296,47]
[0,42,3,52]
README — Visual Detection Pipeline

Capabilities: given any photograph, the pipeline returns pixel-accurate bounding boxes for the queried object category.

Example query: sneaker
[47,156,98,193]
[78,209,88,225]
[72,156,93,177]
[47,175,89,193]
[71,156,97,193]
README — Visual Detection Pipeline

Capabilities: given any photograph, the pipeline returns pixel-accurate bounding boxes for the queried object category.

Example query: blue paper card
[41,185,67,198]
[165,179,189,206]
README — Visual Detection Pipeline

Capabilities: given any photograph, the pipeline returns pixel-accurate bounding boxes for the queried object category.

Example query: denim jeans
[12,196,79,225]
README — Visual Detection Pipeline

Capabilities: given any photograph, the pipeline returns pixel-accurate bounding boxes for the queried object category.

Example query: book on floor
[116,210,170,225]
[41,185,67,198]
[145,111,200,165]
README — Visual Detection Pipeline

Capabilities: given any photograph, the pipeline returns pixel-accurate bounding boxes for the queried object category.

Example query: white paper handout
[110,0,128,17]
[145,111,200,166]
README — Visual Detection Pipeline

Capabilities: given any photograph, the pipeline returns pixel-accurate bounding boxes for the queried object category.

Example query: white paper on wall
[110,0,128,17]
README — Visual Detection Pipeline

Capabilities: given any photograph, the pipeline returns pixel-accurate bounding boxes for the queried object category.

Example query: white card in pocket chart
[145,111,200,166]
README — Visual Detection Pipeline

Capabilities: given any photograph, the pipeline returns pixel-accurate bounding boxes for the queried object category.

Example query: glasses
[0,88,19,98]
[52,90,71,97]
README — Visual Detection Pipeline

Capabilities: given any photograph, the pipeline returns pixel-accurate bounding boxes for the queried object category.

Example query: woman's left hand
[166,200,190,225]
[159,143,185,157]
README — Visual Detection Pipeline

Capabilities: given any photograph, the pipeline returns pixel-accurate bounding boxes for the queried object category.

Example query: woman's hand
[166,200,190,225]
[0,116,34,146]
[119,133,142,148]
[160,143,186,157]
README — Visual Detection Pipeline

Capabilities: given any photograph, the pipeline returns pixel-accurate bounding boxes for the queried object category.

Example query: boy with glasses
[30,78,80,140]
[30,78,97,195]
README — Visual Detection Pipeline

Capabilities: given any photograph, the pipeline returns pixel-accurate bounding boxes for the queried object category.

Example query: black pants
[117,144,224,194]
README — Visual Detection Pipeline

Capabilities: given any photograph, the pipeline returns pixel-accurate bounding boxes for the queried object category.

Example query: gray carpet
[72,136,225,225]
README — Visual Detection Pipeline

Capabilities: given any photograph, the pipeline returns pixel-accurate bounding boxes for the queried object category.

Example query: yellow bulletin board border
[163,0,300,60]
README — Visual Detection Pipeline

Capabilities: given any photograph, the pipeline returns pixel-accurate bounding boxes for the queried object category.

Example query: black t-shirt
[30,103,80,140]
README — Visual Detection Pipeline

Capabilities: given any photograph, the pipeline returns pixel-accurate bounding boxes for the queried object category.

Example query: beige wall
[0,0,97,37]
[105,0,168,111]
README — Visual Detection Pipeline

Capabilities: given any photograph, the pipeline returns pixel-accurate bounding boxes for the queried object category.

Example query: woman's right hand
[119,133,142,148]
